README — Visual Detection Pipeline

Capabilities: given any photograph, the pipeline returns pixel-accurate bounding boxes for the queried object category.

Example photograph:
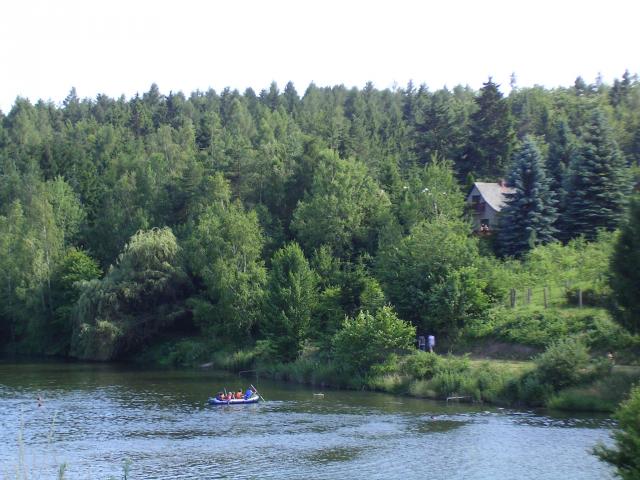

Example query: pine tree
[547,117,576,194]
[562,109,631,240]
[413,88,467,164]
[610,195,640,333]
[462,78,515,179]
[498,137,558,257]
[282,81,300,116]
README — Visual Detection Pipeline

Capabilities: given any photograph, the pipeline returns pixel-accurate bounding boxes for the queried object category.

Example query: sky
[1,0,639,112]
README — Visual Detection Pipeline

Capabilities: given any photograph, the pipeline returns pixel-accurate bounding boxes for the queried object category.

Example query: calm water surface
[0,360,615,479]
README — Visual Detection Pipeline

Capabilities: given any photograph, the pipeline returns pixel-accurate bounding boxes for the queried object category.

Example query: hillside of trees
[1,74,638,363]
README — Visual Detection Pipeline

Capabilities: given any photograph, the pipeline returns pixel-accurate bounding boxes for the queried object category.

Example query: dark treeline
[0,74,638,361]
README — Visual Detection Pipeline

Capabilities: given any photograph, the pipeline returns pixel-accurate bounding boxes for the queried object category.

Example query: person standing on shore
[428,334,435,353]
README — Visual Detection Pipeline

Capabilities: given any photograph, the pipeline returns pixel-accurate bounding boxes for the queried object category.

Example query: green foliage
[71,227,189,360]
[565,285,611,308]
[186,199,266,341]
[396,158,465,232]
[405,355,514,403]
[291,150,391,259]
[498,137,558,257]
[481,232,616,307]
[465,306,625,350]
[610,195,640,333]
[563,108,632,241]
[331,306,416,375]
[549,370,640,413]
[48,249,101,354]
[262,242,318,362]
[402,350,441,379]
[512,372,554,406]
[310,286,344,349]
[337,259,386,318]
[378,217,487,336]
[546,117,576,206]
[1,79,638,367]
[463,78,516,178]
[426,266,490,339]
[594,385,640,479]
[535,337,590,390]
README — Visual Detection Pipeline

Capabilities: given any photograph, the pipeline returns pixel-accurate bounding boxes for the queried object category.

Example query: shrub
[369,353,401,377]
[566,285,611,308]
[535,337,590,390]
[402,350,441,379]
[424,355,471,398]
[332,306,415,375]
[517,372,554,407]
[545,370,639,413]
[474,364,509,402]
[366,373,407,393]
[430,371,465,396]
[483,307,622,350]
[167,339,207,366]
[215,348,257,372]
[547,389,614,412]
[408,379,437,398]
[434,354,471,375]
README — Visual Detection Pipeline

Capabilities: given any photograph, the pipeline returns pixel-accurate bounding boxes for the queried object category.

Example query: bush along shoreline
[135,330,639,413]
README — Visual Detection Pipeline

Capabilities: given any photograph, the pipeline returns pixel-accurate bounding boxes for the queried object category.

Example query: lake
[0,360,615,479]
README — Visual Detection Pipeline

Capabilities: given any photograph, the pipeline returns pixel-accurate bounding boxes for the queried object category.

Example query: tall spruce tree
[562,109,631,240]
[546,117,576,195]
[462,79,515,179]
[498,137,558,257]
[610,195,640,333]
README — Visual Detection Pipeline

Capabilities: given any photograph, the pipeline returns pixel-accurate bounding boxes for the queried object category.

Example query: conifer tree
[562,109,631,240]
[462,79,515,179]
[610,195,640,333]
[282,81,300,116]
[498,137,558,257]
[546,117,576,195]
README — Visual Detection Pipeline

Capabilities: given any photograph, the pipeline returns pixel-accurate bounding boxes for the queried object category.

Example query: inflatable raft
[208,394,260,405]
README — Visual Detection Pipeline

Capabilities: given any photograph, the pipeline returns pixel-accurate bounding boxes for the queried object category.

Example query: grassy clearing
[468,359,534,375]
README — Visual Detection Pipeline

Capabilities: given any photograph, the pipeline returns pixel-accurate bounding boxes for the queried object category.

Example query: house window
[472,195,481,203]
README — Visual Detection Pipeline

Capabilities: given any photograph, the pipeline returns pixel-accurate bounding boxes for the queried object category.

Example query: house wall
[466,185,500,232]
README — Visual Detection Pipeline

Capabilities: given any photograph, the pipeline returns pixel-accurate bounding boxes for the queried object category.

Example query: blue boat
[208,394,260,405]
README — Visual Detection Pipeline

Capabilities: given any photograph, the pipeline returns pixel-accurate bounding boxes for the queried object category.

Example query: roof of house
[470,182,516,212]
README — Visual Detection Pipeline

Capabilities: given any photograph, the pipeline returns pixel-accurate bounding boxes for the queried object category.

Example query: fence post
[578,289,583,309]
[527,288,532,305]
[543,287,548,308]
[510,289,516,308]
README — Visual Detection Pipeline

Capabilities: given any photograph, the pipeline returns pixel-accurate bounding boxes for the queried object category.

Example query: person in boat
[244,387,255,400]
[215,392,224,401]
[235,390,243,399]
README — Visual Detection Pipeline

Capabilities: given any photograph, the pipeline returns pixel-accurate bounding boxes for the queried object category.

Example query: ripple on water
[0,363,617,480]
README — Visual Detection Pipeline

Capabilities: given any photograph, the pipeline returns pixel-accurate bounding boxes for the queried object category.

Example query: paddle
[250,384,266,402]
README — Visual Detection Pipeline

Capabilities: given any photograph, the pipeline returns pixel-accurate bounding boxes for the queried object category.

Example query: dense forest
[1,74,639,366]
